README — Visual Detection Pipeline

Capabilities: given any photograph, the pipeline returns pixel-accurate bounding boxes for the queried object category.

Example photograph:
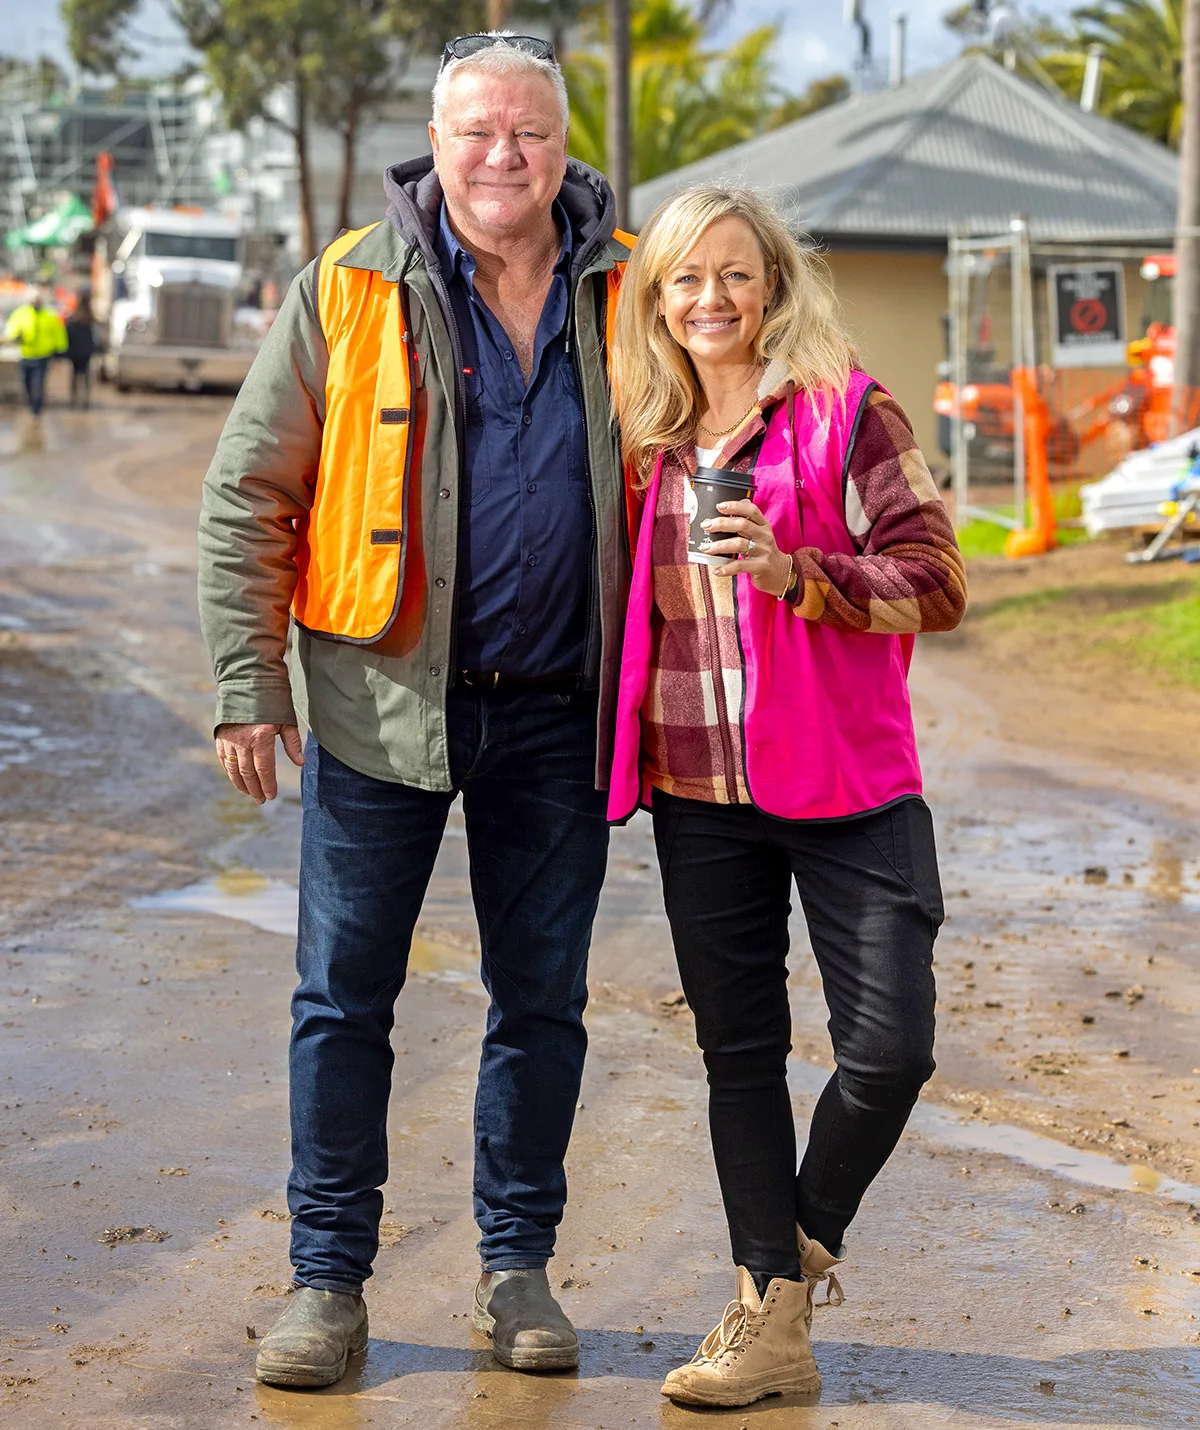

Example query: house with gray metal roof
[631,53,1178,245]
[630,55,1179,454]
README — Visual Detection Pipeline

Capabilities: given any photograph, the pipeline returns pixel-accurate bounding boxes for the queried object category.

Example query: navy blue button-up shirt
[435,202,591,677]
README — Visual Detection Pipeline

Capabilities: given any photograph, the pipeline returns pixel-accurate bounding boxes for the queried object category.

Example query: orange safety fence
[1006,372,1200,557]
[1033,369,1200,484]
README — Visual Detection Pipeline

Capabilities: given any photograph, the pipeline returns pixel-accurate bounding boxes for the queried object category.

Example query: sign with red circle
[1050,265,1126,368]
[1069,298,1108,333]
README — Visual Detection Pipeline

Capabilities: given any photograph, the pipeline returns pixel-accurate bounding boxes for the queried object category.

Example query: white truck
[98,207,273,391]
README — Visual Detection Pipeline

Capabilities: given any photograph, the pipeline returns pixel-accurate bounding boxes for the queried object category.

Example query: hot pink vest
[607,372,922,822]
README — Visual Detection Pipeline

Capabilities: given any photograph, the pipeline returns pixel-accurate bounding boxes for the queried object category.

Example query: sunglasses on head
[440,33,558,70]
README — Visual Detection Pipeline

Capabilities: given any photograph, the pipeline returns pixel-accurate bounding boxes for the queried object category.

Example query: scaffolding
[0,67,214,266]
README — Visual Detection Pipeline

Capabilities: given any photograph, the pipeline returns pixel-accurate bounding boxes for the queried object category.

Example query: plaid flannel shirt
[641,381,967,806]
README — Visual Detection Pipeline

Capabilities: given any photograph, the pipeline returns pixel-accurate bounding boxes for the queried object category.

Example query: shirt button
[429,665,440,676]
[517,623,528,635]
[527,554,538,567]
[504,350,513,361]
[522,414,532,426]
[439,488,451,499]
[527,482,537,493]
[434,577,446,589]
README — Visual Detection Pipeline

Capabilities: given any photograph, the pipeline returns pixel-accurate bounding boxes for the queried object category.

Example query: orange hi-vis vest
[291,222,636,643]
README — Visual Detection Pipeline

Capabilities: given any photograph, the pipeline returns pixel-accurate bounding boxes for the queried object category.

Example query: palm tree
[562,0,781,184]
[1043,0,1182,146]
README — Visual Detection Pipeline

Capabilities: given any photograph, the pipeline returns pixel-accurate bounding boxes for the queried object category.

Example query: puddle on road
[134,875,479,986]
[136,876,1200,1204]
[0,719,83,774]
[136,870,298,937]
[787,1058,1200,1206]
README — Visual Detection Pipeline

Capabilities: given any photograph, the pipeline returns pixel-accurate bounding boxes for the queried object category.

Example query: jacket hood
[382,154,619,280]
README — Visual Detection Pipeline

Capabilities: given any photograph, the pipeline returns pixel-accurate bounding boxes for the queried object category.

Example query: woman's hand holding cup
[701,500,793,598]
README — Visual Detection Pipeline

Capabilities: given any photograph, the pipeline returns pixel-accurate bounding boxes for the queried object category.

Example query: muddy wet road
[3,385,1200,1429]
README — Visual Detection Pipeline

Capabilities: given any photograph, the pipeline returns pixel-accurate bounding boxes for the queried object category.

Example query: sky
[10,0,1080,92]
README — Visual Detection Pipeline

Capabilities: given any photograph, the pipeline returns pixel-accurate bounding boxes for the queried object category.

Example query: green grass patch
[1104,591,1200,687]
[976,579,1200,687]
[955,518,1089,560]
[956,518,1013,559]
[955,487,1089,560]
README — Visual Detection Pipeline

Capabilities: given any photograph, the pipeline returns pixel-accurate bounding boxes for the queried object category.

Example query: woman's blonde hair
[610,185,854,481]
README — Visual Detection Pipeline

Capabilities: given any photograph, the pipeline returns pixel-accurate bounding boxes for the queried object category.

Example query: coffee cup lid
[693,465,756,491]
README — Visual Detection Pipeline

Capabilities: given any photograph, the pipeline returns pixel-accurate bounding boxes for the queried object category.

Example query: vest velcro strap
[370,529,401,545]
[379,407,410,424]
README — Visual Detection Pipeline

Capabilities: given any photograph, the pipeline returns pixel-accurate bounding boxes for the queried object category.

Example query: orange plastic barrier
[1005,367,1057,558]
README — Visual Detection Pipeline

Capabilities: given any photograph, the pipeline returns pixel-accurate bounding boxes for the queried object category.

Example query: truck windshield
[143,232,238,262]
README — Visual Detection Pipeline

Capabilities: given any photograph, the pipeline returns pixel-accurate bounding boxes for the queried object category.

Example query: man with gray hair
[197,32,632,1388]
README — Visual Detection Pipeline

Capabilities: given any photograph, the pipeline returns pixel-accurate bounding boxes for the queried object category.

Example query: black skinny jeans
[653,791,942,1280]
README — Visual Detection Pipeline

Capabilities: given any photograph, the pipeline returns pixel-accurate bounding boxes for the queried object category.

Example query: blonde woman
[607,187,967,1407]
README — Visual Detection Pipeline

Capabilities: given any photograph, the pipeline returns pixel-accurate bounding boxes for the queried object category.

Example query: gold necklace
[697,399,758,439]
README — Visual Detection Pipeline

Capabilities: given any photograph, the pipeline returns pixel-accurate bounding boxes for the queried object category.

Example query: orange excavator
[1125,253,1180,442]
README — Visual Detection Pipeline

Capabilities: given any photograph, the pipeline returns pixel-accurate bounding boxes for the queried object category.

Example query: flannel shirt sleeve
[788,388,967,633]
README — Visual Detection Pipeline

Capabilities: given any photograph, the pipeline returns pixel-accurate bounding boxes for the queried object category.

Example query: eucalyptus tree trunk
[295,82,317,263]
[337,99,361,236]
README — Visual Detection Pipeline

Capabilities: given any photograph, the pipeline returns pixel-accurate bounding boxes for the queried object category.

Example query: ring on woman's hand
[746,538,756,552]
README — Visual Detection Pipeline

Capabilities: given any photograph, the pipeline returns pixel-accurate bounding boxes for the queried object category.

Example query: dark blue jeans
[21,358,49,416]
[288,686,609,1293]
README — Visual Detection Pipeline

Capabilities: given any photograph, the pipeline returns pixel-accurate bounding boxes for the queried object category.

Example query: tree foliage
[563,0,786,185]
[1041,0,1182,146]
[943,0,1183,148]
[311,0,481,231]
[62,0,141,76]
[768,74,851,130]
[60,0,482,256]
[0,54,71,100]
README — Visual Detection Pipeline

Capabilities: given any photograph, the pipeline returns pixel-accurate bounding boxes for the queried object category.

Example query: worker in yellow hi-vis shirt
[5,289,67,430]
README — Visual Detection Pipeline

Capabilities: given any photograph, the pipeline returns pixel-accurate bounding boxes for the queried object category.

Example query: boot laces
[809,1268,845,1308]
[692,1300,752,1364]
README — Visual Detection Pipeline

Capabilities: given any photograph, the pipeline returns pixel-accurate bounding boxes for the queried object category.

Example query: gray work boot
[473,1268,579,1370]
[254,1286,368,1387]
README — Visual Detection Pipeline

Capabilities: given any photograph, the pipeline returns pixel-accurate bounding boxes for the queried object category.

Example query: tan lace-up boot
[798,1228,846,1330]
[659,1268,821,1407]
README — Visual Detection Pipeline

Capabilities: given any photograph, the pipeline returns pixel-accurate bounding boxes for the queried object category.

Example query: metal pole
[147,89,174,186]
[1080,44,1102,112]
[949,231,970,526]
[1174,0,1200,426]
[607,0,631,229]
[889,13,908,87]
[1010,218,1027,527]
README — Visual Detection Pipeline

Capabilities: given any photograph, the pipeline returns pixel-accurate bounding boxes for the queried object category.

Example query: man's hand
[215,723,304,805]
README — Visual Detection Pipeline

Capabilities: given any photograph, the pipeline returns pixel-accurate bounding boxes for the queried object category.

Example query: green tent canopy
[5,194,94,250]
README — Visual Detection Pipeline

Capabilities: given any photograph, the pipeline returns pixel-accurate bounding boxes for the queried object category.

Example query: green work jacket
[197,157,633,790]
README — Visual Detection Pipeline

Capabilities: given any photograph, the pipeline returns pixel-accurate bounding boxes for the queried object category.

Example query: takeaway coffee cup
[686,467,757,566]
